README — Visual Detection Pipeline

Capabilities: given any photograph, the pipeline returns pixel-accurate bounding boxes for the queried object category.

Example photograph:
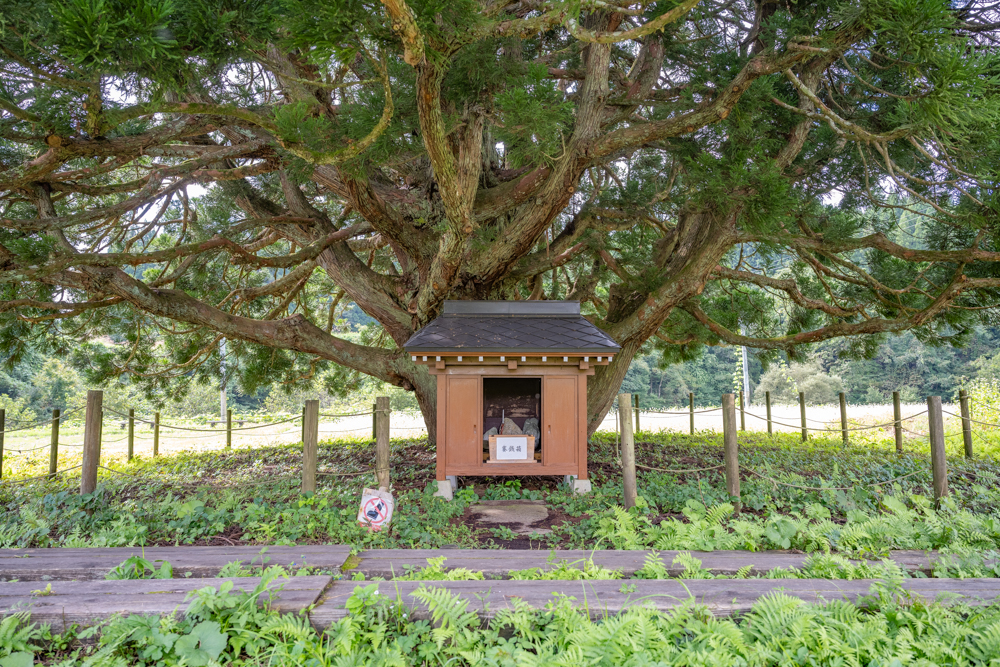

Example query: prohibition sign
[362,497,388,528]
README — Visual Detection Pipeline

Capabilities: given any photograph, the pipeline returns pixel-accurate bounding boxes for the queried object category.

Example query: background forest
[3,299,999,423]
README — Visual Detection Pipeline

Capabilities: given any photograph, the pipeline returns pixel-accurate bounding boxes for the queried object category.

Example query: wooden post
[81,390,103,495]
[927,396,948,502]
[765,391,772,435]
[893,391,903,453]
[721,393,741,511]
[302,399,319,493]
[127,409,134,462]
[153,412,159,456]
[739,390,745,431]
[839,392,848,445]
[375,396,390,491]
[799,391,807,442]
[226,408,232,449]
[689,392,694,435]
[633,394,640,434]
[0,409,4,480]
[619,393,637,509]
[49,408,59,478]
[959,389,973,458]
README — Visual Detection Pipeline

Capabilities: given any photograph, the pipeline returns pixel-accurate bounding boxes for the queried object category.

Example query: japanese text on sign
[496,436,529,460]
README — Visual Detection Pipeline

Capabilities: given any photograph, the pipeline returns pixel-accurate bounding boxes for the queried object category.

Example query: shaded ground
[4,428,1000,552]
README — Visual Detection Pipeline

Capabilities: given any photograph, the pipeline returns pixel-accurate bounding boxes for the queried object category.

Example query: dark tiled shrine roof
[404,301,620,354]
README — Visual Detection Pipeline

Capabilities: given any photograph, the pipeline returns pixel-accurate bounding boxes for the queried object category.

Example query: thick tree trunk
[409,368,438,445]
[586,341,642,437]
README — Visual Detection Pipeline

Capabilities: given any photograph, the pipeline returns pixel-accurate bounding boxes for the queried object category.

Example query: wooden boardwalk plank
[0,546,955,583]
[0,545,352,581]
[0,575,331,633]
[351,548,941,579]
[309,578,1000,627]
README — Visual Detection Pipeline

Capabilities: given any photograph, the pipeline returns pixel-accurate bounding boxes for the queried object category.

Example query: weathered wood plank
[350,549,945,579]
[0,545,352,581]
[0,575,331,633]
[309,578,1000,627]
[0,545,967,583]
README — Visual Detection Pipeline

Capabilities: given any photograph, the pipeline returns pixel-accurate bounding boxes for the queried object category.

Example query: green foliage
[51,0,176,69]
[509,555,621,580]
[0,395,34,428]
[80,566,287,665]
[105,555,173,580]
[0,614,42,667]
[592,495,1000,556]
[494,63,575,167]
[756,360,843,405]
[14,581,1000,665]
[965,378,1000,429]
[397,556,484,581]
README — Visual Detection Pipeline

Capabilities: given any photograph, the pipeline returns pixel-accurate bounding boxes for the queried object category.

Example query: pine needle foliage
[2,0,1000,435]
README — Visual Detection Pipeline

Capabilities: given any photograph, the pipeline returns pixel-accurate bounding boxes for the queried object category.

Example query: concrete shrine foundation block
[564,475,592,494]
[433,479,454,500]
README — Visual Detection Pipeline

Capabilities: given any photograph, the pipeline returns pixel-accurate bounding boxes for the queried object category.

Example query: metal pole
[49,408,59,478]
[633,394,640,434]
[799,391,807,442]
[153,412,160,456]
[226,408,232,449]
[739,390,745,431]
[375,396,390,490]
[959,389,973,458]
[220,337,227,423]
[722,393,741,512]
[741,343,751,404]
[302,400,320,493]
[127,409,134,462]
[927,396,948,503]
[81,391,103,495]
[893,391,903,453]
[765,391,772,435]
[619,393,637,509]
[689,392,694,435]
[839,392,848,445]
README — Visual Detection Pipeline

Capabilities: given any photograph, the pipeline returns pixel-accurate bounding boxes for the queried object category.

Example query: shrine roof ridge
[404,301,621,354]
[442,300,580,316]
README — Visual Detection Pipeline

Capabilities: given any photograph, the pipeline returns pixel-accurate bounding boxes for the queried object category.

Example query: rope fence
[943,410,1000,430]
[740,408,929,433]
[0,385,992,508]
[614,390,959,510]
[643,407,723,416]
[0,392,396,493]
[0,406,83,434]
[103,408,303,432]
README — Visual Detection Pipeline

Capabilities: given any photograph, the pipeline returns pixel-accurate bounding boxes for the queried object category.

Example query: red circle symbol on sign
[362,498,388,527]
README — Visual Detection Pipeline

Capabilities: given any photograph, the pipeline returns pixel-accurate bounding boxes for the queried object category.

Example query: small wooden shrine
[404,301,620,498]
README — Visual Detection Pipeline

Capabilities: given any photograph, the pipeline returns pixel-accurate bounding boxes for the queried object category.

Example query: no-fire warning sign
[357,487,394,531]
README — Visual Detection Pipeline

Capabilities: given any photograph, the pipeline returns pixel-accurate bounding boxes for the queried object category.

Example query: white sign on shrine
[495,435,529,460]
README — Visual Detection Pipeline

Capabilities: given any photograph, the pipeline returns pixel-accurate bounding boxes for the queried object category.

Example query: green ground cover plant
[2,430,1000,555]
[349,551,1000,582]
[6,575,1000,666]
